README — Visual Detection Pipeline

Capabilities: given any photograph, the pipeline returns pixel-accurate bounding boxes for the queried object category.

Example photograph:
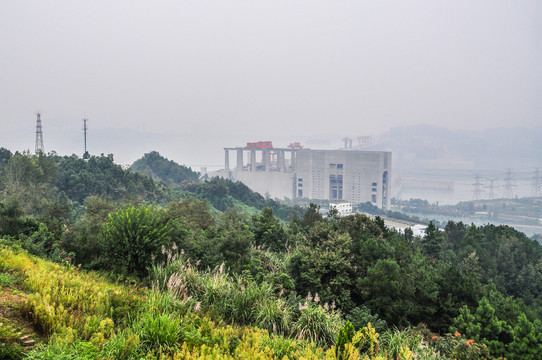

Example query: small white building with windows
[396,224,427,237]
[329,202,353,217]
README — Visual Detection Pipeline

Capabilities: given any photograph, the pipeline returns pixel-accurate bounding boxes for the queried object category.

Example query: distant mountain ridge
[367,124,542,171]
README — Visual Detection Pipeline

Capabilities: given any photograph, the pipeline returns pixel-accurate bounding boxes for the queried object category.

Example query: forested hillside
[131,151,200,185]
[180,177,304,220]
[1,148,542,359]
[130,151,302,220]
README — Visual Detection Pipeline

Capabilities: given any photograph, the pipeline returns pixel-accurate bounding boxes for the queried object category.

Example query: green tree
[336,321,355,359]
[403,227,414,243]
[251,207,287,252]
[345,306,387,332]
[403,252,440,326]
[432,261,480,333]
[338,213,383,241]
[0,198,32,237]
[215,209,253,272]
[373,216,389,238]
[68,196,115,266]
[452,297,509,357]
[442,220,466,256]
[452,305,480,340]
[22,222,55,257]
[301,203,323,229]
[38,195,71,240]
[98,204,186,278]
[0,147,13,171]
[289,222,354,310]
[166,198,215,232]
[420,221,442,259]
[509,313,542,359]
[327,206,341,224]
[359,258,406,325]
[2,151,55,214]
[55,154,161,204]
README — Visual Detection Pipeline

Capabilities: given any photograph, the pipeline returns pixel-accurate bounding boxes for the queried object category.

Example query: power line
[532,168,541,197]
[485,178,498,200]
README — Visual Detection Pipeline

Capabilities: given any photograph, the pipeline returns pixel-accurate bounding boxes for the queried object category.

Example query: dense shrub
[98,204,187,278]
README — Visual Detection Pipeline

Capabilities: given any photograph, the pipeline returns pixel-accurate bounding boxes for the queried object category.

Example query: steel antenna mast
[83,118,90,159]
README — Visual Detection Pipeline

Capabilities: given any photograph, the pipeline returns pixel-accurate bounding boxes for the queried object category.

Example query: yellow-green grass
[0,247,143,339]
[1,245,479,359]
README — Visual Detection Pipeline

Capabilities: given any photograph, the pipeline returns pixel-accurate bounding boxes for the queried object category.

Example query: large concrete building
[220,142,391,210]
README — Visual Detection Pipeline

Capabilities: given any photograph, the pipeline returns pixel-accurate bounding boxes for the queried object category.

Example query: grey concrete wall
[233,169,294,200]
[295,150,391,209]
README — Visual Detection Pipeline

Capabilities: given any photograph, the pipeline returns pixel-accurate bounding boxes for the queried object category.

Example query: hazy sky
[1,1,541,166]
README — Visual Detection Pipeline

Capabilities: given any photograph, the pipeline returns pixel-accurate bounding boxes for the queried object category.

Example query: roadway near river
[401,211,542,238]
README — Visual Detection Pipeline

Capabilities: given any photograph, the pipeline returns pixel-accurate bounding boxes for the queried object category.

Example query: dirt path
[0,275,43,355]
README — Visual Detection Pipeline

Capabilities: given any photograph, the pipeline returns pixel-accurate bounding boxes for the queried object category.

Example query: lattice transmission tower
[503,169,516,198]
[472,174,484,200]
[35,113,44,154]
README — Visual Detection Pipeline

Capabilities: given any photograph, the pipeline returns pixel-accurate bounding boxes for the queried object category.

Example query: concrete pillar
[236,149,243,169]
[250,150,256,171]
[277,150,285,171]
[263,149,270,171]
[225,150,230,170]
[291,151,297,169]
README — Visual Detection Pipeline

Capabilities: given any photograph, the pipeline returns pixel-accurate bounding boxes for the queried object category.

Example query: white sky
[1,1,541,166]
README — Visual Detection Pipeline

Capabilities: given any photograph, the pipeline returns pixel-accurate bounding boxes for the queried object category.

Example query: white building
[329,202,353,216]
[396,224,427,237]
[220,142,392,210]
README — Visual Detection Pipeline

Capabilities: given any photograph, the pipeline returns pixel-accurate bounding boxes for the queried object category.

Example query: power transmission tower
[35,113,44,154]
[532,168,541,197]
[503,169,516,198]
[472,174,484,200]
[82,118,90,159]
[485,178,498,200]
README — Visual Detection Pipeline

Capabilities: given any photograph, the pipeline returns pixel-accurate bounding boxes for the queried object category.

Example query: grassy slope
[0,244,488,359]
[0,245,334,359]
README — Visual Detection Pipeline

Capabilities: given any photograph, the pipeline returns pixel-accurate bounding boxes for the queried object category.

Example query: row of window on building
[296,171,379,203]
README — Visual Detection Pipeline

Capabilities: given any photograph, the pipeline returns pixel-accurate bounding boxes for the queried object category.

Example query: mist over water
[395,168,535,205]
